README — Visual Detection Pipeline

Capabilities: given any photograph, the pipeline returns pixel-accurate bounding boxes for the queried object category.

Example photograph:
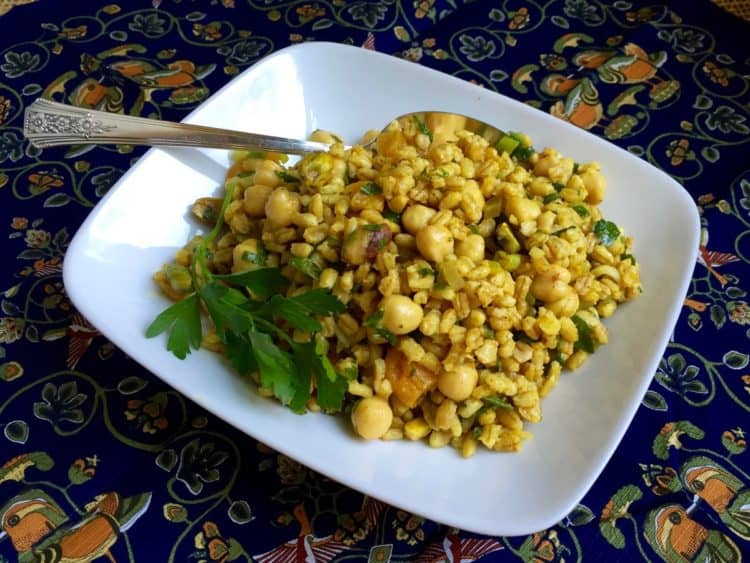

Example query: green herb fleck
[573,162,580,174]
[512,144,536,161]
[543,193,560,204]
[363,310,384,328]
[571,204,589,217]
[275,170,300,183]
[468,224,480,234]
[571,315,596,354]
[360,182,382,196]
[593,219,621,246]
[418,267,436,277]
[435,168,449,178]
[552,181,565,192]
[364,223,383,231]
[472,426,482,439]
[383,210,401,223]
[363,310,397,345]
[514,331,536,345]
[621,253,636,264]
[289,256,322,279]
[482,396,513,409]
[413,115,432,141]
[242,244,267,266]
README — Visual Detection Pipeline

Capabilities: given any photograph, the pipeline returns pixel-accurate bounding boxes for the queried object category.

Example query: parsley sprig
[146,185,347,413]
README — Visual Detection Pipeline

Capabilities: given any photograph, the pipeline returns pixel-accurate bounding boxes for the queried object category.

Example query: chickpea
[582,169,606,204]
[416,225,454,263]
[455,234,485,263]
[351,396,393,440]
[402,204,436,235]
[505,196,541,223]
[530,265,572,302]
[438,364,478,402]
[265,188,300,227]
[381,295,423,335]
[253,160,283,188]
[243,184,274,216]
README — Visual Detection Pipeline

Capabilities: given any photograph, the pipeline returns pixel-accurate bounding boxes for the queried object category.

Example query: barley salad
[147,112,641,457]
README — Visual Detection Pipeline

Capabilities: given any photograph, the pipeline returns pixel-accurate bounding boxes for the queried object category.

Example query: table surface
[1,1,749,562]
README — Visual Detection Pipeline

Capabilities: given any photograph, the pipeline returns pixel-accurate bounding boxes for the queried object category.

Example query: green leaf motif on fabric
[705,105,749,135]
[655,353,707,397]
[642,390,668,411]
[693,93,713,110]
[710,303,726,329]
[723,350,749,370]
[458,34,496,62]
[563,504,595,527]
[163,502,188,523]
[156,448,178,472]
[1,50,41,78]
[550,15,569,29]
[228,500,253,524]
[4,419,29,444]
[33,381,87,426]
[176,438,229,495]
[118,376,148,395]
[43,193,72,208]
[701,146,720,163]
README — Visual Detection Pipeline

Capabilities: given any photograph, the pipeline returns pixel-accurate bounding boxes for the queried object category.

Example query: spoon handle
[23,98,330,155]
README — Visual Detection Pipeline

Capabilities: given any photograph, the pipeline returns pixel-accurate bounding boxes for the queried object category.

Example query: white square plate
[64,42,699,536]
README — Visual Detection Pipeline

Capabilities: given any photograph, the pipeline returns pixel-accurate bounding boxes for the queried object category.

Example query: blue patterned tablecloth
[1,1,749,561]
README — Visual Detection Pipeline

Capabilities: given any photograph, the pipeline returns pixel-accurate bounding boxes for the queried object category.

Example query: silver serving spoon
[23,98,514,155]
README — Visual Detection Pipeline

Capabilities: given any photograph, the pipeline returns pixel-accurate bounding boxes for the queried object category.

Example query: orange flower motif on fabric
[666,138,693,166]
[296,4,325,19]
[702,62,731,86]
[509,7,530,30]
[68,457,96,484]
[11,217,28,230]
[125,393,169,434]
[192,22,222,41]
[28,170,64,194]
[414,0,435,19]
